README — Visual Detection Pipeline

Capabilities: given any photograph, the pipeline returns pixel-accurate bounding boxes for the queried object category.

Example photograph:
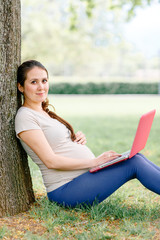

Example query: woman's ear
[17,83,24,93]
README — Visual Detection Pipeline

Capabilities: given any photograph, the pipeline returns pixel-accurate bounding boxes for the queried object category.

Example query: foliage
[48,82,158,94]
[21,0,159,78]
[69,0,153,29]
[107,0,153,20]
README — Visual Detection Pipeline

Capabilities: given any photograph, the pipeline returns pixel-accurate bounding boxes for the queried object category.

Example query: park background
[22,0,160,88]
[1,0,160,239]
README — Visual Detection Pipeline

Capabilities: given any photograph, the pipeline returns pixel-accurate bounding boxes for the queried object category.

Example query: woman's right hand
[93,150,121,167]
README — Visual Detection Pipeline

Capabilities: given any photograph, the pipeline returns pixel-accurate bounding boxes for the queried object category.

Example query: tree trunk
[0,0,35,217]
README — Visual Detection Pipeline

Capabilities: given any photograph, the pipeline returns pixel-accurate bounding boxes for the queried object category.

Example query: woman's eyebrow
[29,77,48,81]
[30,78,38,81]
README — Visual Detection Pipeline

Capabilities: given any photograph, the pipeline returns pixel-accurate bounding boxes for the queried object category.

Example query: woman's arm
[18,130,121,170]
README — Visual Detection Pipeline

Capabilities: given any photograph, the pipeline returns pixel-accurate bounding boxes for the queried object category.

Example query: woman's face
[18,66,49,105]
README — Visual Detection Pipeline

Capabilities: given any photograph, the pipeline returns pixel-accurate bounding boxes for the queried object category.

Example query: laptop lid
[129,109,156,158]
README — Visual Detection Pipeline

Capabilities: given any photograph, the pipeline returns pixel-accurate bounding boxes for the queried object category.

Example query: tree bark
[0,0,35,217]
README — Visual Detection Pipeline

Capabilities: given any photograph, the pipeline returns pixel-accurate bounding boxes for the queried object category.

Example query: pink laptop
[90,109,156,173]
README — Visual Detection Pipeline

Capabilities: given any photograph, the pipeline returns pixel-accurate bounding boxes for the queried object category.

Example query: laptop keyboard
[100,150,130,168]
[117,150,130,160]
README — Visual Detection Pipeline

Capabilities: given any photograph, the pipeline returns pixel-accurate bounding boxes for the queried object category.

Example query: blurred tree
[69,0,153,29]
[21,0,156,78]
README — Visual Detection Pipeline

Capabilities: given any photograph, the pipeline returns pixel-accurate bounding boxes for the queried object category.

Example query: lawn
[1,95,160,239]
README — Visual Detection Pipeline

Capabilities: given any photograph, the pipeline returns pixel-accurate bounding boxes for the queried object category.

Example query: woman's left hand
[74,131,87,145]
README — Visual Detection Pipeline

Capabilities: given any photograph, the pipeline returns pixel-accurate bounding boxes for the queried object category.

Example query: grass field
[1,95,160,239]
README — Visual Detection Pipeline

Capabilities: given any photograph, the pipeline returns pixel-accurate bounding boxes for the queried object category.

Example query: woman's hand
[74,131,87,145]
[93,150,121,167]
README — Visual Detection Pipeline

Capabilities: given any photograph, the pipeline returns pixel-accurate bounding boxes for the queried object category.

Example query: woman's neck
[23,102,43,112]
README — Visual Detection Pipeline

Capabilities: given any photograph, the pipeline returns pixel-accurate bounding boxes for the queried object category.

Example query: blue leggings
[47,154,160,207]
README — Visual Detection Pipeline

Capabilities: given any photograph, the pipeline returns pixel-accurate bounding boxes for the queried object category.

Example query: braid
[42,99,76,141]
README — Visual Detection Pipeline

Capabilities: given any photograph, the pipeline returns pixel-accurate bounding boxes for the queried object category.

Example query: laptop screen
[129,109,156,158]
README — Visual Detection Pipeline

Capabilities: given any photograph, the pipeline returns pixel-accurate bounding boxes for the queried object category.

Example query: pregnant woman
[15,60,160,207]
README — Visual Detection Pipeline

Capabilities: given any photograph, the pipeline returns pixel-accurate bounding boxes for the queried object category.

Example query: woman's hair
[17,60,76,141]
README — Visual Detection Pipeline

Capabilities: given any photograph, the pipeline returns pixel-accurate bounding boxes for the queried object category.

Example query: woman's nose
[37,82,43,90]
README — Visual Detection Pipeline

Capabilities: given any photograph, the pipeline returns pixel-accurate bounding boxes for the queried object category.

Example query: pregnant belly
[54,141,95,159]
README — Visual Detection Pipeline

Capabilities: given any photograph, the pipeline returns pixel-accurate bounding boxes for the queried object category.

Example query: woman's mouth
[36,92,45,96]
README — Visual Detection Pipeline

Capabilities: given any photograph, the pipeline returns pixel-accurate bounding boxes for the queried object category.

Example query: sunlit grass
[49,94,160,117]
[27,95,160,239]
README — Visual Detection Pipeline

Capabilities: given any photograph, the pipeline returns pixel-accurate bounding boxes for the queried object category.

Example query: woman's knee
[127,153,145,167]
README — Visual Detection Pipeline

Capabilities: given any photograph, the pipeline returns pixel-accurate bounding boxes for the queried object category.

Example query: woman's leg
[137,153,160,171]
[47,154,160,207]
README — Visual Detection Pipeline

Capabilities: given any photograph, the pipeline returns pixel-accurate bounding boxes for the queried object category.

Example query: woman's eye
[31,81,37,84]
[43,79,48,83]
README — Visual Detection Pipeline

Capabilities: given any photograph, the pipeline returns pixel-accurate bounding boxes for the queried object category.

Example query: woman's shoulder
[15,107,42,136]
[16,106,34,116]
[15,107,37,122]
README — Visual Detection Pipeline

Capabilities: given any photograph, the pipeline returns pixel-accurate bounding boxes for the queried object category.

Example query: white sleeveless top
[15,107,95,192]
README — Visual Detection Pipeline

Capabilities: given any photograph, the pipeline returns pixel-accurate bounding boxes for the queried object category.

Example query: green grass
[28,95,160,239]
[0,226,7,239]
